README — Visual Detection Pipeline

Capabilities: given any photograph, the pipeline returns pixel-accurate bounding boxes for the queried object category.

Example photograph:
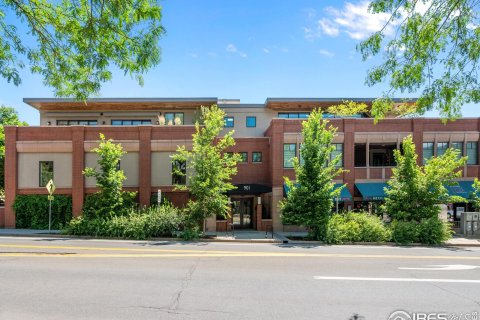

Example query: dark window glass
[451,142,463,157]
[283,144,296,168]
[330,143,343,167]
[56,120,98,126]
[423,142,434,164]
[278,113,310,119]
[252,152,262,163]
[111,120,151,125]
[354,144,366,167]
[239,152,248,163]
[164,113,184,125]
[224,117,234,128]
[437,142,448,156]
[369,144,397,167]
[278,113,289,119]
[467,142,478,165]
[246,116,256,127]
[39,161,54,187]
[172,160,186,185]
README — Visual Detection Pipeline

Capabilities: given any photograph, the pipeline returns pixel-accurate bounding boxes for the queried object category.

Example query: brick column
[256,202,262,231]
[343,119,355,201]
[72,126,85,217]
[139,126,152,207]
[412,119,424,165]
[4,126,17,228]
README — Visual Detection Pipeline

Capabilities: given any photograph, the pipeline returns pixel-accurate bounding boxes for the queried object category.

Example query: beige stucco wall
[222,107,276,137]
[17,153,72,188]
[85,152,139,187]
[151,152,174,186]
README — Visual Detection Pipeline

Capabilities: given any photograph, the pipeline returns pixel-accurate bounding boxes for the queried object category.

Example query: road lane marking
[399,264,480,271]
[313,276,480,283]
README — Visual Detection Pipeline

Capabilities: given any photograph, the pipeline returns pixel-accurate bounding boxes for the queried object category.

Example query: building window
[451,142,463,157]
[369,144,397,167]
[246,116,256,127]
[283,143,296,168]
[57,120,98,126]
[239,152,248,163]
[423,142,434,164]
[437,142,448,157]
[39,161,54,187]
[354,144,366,167]
[278,113,310,119]
[164,112,184,125]
[330,143,343,167]
[172,160,186,185]
[111,120,151,125]
[299,143,305,166]
[467,142,478,165]
[224,116,234,128]
[252,152,262,163]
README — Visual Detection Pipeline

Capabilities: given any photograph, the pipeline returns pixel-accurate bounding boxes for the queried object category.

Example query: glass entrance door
[231,198,253,229]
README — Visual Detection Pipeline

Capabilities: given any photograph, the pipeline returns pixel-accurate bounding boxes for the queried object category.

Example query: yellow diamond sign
[46,179,56,195]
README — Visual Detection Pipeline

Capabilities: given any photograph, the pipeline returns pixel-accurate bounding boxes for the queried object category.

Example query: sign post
[157,189,162,205]
[45,179,56,233]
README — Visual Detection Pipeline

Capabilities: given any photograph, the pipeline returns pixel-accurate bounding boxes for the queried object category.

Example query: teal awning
[355,182,388,201]
[445,180,477,199]
[283,183,352,201]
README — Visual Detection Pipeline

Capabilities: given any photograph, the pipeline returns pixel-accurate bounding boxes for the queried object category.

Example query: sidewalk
[0,228,479,246]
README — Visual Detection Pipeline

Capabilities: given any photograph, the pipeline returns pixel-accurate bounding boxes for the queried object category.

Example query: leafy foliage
[83,133,136,218]
[13,194,72,229]
[0,0,165,100]
[326,212,392,244]
[384,135,466,221]
[172,105,241,229]
[327,100,369,117]
[82,191,137,219]
[391,218,453,245]
[359,0,480,119]
[281,109,345,241]
[65,203,182,239]
[471,178,480,211]
[0,106,28,188]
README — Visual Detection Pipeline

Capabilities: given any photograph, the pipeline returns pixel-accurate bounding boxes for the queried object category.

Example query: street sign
[46,179,56,195]
[157,189,161,205]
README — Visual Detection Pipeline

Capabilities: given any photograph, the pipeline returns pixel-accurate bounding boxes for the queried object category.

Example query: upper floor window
[278,112,310,119]
[252,152,262,163]
[283,143,296,168]
[164,112,184,125]
[246,116,256,127]
[39,161,54,187]
[423,142,434,164]
[111,120,151,126]
[172,160,186,185]
[467,142,478,165]
[57,120,97,126]
[239,152,248,163]
[330,143,343,167]
[451,142,463,157]
[224,116,234,128]
[437,142,448,157]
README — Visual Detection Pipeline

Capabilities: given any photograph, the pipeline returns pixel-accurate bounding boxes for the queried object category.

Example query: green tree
[281,109,344,241]
[0,106,28,188]
[172,105,241,231]
[0,0,164,100]
[359,0,480,119]
[83,133,129,218]
[384,136,467,222]
[471,178,480,211]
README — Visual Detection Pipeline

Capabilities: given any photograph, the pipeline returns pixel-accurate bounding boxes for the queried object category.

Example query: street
[0,237,479,320]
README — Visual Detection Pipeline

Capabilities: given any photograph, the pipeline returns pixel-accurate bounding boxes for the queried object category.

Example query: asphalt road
[0,237,479,320]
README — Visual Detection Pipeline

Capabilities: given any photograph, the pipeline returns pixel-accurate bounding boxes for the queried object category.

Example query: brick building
[2,98,479,231]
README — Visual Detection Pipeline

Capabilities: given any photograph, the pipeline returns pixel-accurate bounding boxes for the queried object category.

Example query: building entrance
[231,197,254,229]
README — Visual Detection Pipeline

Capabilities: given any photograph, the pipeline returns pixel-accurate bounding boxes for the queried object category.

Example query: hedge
[13,195,72,229]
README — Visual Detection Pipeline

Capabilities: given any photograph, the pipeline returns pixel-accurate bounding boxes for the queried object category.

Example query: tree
[172,105,241,231]
[281,109,344,241]
[83,133,130,218]
[0,105,28,188]
[385,135,467,222]
[0,0,164,100]
[472,178,480,211]
[359,0,480,119]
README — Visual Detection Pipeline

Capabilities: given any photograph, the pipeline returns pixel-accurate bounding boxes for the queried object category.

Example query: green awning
[445,180,477,199]
[283,183,352,201]
[355,182,388,201]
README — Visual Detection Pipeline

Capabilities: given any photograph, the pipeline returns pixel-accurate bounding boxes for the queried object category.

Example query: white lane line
[399,264,480,271]
[313,276,480,283]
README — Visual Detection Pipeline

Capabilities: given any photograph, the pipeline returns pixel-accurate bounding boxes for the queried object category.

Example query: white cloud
[319,49,335,57]
[188,53,198,59]
[318,18,339,37]
[281,48,289,53]
[226,44,247,58]
[263,48,270,54]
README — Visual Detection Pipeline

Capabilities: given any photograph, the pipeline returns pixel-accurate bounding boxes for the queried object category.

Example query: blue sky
[1,0,478,125]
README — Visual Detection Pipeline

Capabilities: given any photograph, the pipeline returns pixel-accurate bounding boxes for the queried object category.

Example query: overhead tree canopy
[358,0,480,120]
[0,0,164,100]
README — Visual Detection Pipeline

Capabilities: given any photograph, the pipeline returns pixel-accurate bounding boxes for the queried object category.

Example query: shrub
[13,195,72,229]
[391,218,453,245]
[326,212,391,244]
[83,191,137,219]
[64,203,182,239]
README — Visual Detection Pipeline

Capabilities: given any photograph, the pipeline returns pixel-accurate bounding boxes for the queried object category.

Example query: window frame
[56,120,97,126]
[39,161,54,188]
[224,116,234,128]
[239,152,248,163]
[172,160,187,185]
[246,116,257,128]
[111,119,151,126]
[252,151,262,163]
[466,142,478,165]
[164,112,184,125]
[422,142,434,164]
[436,142,449,156]
[330,143,343,167]
[283,143,296,168]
